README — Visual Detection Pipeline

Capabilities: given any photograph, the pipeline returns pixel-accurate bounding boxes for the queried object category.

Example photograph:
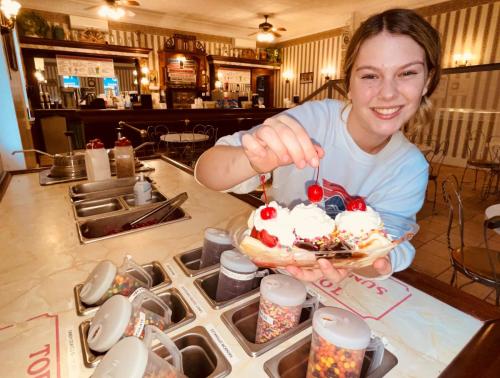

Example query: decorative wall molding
[275,27,344,48]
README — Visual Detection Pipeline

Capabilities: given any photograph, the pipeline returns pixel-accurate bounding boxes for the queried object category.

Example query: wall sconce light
[133,69,138,76]
[321,67,336,81]
[453,52,473,67]
[283,70,293,84]
[1,0,21,34]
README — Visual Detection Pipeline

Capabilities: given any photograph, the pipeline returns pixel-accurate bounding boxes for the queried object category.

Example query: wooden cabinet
[158,34,208,109]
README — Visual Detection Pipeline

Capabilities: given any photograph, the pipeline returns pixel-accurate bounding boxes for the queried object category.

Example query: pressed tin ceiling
[20,0,446,42]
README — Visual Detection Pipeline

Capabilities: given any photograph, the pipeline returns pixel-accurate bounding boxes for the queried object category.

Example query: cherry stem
[260,175,269,205]
[315,161,320,183]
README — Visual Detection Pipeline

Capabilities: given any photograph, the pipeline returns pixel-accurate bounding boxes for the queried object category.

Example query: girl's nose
[378,78,398,100]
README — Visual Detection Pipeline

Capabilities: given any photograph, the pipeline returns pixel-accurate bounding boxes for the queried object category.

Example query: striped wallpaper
[274,34,345,107]
[273,0,499,107]
[412,69,500,167]
[427,1,500,67]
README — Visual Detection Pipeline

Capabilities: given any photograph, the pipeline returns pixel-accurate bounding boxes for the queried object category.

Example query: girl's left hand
[373,256,392,275]
[285,259,350,283]
[285,256,393,283]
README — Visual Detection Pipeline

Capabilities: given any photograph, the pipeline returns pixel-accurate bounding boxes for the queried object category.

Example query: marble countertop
[0,159,494,377]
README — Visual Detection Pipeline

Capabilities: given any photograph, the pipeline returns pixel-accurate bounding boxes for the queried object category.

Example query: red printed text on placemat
[313,274,412,320]
[0,313,61,378]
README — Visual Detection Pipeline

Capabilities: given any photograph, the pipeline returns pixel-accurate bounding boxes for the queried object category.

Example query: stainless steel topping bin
[79,286,196,367]
[74,261,173,316]
[220,295,315,357]
[174,248,220,277]
[194,268,273,310]
[263,335,398,378]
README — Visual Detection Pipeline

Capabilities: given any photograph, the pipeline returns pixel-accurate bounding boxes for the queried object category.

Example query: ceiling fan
[86,0,141,19]
[248,15,287,42]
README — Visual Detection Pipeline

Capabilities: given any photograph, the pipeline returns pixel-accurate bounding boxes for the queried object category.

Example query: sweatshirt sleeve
[374,150,429,272]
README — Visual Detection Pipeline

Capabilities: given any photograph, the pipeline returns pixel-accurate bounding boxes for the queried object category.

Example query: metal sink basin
[122,190,167,207]
[220,295,315,357]
[73,197,124,218]
[264,335,398,378]
[77,205,190,244]
[70,177,143,202]
[79,287,196,367]
[74,261,172,316]
[153,326,232,378]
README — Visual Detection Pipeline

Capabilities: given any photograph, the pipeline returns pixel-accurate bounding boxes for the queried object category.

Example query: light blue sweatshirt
[214,99,429,273]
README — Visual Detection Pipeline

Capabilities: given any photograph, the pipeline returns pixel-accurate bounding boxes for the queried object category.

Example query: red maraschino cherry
[307,184,323,203]
[346,198,367,211]
[259,175,277,220]
[307,164,323,203]
[261,206,277,220]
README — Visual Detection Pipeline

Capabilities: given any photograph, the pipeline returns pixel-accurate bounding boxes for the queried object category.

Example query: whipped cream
[250,201,296,247]
[335,206,383,236]
[290,203,336,240]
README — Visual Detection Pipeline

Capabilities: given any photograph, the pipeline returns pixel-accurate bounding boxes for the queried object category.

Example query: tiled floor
[413,164,500,306]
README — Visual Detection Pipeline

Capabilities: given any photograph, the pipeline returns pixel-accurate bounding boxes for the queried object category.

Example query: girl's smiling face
[348,31,429,144]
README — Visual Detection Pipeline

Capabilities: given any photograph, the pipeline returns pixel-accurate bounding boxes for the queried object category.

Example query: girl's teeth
[373,107,400,115]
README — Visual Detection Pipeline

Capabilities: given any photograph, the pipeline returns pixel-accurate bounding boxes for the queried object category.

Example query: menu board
[56,55,115,78]
[167,58,197,85]
[218,68,251,85]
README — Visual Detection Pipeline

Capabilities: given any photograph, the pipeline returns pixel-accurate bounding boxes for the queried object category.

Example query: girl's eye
[361,74,378,80]
[400,71,417,77]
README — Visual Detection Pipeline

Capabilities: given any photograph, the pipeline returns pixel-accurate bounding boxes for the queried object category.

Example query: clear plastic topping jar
[215,249,267,302]
[114,137,135,178]
[306,307,384,378]
[199,227,233,268]
[92,325,186,378]
[85,138,111,182]
[87,289,172,353]
[80,256,153,306]
[255,274,317,344]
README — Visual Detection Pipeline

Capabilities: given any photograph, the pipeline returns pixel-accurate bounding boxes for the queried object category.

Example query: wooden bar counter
[0,158,498,377]
[32,108,284,151]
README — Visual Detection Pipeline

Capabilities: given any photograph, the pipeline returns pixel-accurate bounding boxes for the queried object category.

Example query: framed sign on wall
[300,72,313,84]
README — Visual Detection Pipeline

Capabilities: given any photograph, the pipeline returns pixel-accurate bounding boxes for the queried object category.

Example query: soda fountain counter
[0,158,499,378]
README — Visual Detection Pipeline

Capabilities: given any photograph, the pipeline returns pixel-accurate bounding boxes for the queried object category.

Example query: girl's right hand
[241,114,324,173]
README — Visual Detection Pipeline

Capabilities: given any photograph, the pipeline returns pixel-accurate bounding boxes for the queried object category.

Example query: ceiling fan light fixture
[98,4,125,20]
[257,31,274,43]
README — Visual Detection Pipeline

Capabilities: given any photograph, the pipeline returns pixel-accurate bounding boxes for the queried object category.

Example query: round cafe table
[160,133,210,163]
[160,133,209,143]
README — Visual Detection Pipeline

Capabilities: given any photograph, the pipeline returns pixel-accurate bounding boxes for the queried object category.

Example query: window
[103,77,119,96]
[63,76,80,88]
